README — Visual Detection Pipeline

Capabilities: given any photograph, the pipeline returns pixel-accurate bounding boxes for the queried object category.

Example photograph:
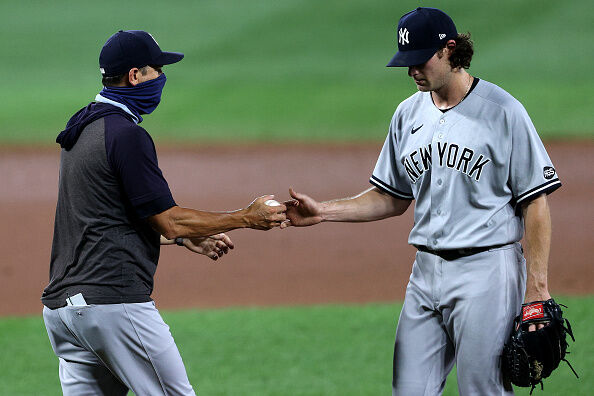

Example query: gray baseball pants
[392,243,526,396]
[43,301,195,395]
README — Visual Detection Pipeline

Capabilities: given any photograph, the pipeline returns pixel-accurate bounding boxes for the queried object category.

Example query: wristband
[175,237,184,246]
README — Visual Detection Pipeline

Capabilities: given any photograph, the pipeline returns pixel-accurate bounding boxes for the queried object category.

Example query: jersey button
[438,133,444,139]
[439,119,445,124]
[437,179,443,185]
[432,239,438,245]
[436,209,442,215]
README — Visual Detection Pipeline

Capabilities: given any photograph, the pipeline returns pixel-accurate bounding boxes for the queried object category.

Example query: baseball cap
[387,7,457,67]
[99,30,184,76]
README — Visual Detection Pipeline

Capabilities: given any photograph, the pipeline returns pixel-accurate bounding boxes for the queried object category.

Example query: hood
[56,102,134,150]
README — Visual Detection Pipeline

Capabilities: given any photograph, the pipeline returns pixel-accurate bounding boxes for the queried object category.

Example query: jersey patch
[543,166,556,180]
[403,141,491,184]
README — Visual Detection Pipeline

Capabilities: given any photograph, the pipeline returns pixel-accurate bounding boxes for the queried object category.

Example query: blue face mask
[99,73,167,123]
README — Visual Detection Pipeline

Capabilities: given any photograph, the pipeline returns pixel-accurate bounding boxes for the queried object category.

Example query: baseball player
[282,7,560,395]
[41,30,286,395]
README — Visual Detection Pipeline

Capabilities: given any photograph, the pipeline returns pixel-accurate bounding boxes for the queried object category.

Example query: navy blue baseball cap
[387,7,457,67]
[99,30,184,76]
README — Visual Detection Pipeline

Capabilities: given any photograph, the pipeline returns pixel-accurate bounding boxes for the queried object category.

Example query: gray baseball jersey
[370,78,560,249]
[369,78,560,395]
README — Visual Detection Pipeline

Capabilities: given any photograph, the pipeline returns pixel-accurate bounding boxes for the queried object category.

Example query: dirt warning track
[0,141,591,316]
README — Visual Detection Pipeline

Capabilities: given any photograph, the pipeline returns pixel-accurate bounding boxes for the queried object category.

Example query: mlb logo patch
[522,303,544,321]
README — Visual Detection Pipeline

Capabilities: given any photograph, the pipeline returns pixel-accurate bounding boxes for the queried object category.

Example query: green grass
[1,297,592,395]
[0,0,592,145]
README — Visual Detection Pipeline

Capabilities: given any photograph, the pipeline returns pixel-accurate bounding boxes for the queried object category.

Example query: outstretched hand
[280,188,323,228]
[244,195,287,230]
[184,233,234,261]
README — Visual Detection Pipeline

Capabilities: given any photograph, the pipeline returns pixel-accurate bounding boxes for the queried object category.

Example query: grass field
[1,0,593,145]
[1,297,591,395]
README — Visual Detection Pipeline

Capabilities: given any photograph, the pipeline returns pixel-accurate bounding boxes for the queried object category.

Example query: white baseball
[264,199,281,207]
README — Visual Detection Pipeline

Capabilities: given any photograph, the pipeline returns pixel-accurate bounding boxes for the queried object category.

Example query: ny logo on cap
[398,28,410,45]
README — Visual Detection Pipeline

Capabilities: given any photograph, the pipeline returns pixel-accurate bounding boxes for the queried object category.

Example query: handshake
[241,188,322,231]
[162,188,323,261]
[166,185,405,261]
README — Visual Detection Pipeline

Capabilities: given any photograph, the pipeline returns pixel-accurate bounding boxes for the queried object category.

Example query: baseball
[264,199,281,207]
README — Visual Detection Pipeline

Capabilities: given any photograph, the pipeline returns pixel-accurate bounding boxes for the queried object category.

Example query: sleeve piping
[370,175,414,200]
[515,179,561,205]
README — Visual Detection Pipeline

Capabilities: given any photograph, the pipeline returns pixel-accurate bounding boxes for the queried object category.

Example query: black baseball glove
[501,299,578,393]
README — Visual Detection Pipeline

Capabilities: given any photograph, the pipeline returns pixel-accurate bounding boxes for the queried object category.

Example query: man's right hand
[243,195,287,230]
[281,188,324,228]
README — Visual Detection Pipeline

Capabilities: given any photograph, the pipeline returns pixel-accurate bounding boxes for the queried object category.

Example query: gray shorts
[43,301,195,396]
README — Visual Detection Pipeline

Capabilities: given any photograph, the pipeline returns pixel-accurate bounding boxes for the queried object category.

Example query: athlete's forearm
[174,207,251,237]
[521,194,552,302]
[150,195,286,238]
[150,206,250,240]
[321,187,411,222]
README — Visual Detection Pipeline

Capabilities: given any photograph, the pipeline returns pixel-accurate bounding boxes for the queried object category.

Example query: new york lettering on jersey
[370,79,560,250]
[395,99,496,187]
[402,141,491,183]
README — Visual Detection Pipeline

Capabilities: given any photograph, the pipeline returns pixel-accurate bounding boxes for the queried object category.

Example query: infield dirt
[0,142,591,316]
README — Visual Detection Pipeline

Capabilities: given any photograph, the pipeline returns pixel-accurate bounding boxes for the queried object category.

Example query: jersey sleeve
[105,122,176,219]
[508,102,561,206]
[370,116,414,200]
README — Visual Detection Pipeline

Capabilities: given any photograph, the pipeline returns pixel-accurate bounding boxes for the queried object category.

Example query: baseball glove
[501,299,578,393]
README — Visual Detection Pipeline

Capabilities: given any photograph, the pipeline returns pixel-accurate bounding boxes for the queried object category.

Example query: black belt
[414,244,508,261]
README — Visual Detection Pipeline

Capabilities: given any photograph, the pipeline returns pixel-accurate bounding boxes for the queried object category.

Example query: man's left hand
[184,233,234,260]
[524,290,552,331]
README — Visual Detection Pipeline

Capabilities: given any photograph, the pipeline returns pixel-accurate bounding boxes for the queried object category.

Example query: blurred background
[1,0,592,145]
[0,1,592,395]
